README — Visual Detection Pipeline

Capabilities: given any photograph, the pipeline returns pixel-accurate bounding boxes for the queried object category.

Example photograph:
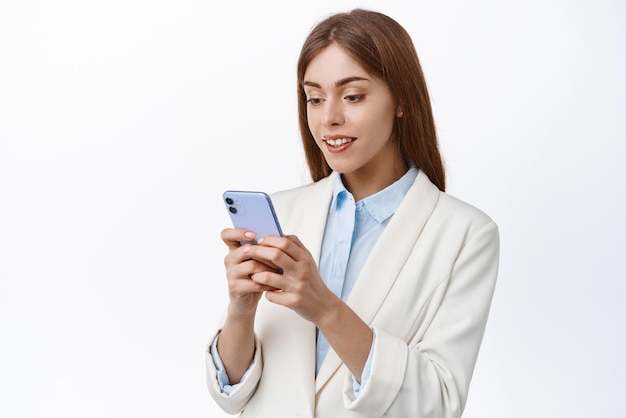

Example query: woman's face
[303,44,403,181]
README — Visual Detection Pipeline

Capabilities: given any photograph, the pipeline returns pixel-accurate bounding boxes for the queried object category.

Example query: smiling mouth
[324,137,356,147]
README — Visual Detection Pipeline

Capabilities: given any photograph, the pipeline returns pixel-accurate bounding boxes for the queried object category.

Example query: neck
[341,160,409,202]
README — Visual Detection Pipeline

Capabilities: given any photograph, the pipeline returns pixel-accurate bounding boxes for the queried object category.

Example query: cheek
[372,106,396,135]
[305,118,320,149]
[306,112,320,138]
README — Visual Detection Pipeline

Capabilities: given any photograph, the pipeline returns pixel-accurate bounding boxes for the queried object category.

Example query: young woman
[206,9,499,418]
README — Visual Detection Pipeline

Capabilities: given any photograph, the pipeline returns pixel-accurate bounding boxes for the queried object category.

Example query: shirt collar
[330,166,418,223]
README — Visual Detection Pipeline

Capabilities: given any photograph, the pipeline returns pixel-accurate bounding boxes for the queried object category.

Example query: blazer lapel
[274,174,335,265]
[315,170,440,392]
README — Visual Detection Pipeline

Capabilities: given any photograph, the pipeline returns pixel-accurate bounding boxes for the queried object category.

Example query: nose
[322,99,344,127]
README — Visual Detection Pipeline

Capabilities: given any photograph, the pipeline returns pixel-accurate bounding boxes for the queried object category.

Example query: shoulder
[429,192,499,256]
[436,192,495,227]
[412,170,495,226]
[408,171,497,241]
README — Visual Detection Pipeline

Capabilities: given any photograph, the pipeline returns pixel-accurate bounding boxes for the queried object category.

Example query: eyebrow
[303,76,370,89]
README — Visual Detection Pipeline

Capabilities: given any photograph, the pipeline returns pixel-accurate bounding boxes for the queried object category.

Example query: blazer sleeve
[342,220,500,418]
[205,327,264,415]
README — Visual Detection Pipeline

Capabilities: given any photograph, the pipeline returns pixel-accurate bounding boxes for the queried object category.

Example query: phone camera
[229,206,237,214]
[225,197,234,204]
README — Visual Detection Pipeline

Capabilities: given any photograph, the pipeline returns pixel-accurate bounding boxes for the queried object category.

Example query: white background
[1,0,624,417]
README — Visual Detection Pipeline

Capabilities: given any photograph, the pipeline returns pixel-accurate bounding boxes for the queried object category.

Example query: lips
[321,136,356,154]
[324,137,355,147]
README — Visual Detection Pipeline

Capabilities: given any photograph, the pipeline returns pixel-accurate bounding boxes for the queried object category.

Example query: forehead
[303,44,369,83]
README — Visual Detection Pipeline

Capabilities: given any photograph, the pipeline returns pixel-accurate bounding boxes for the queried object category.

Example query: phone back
[223,190,283,244]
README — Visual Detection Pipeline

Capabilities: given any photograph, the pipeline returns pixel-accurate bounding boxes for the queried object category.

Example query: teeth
[325,137,354,146]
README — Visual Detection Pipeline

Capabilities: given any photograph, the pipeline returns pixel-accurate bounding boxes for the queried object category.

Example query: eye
[306,97,323,105]
[345,95,364,103]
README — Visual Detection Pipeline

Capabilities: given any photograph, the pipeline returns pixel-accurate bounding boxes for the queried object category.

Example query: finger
[256,235,300,259]
[226,259,282,293]
[221,228,256,250]
[244,242,295,272]
[225,254,277,279]
[224,244,252,269]
[284,234,307,250]
[251,270,287,292]
[229,276,278,295]
[264,288,290,305]
[256,236,308,272]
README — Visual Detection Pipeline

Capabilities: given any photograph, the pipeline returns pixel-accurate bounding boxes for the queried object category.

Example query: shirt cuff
[210,332,254,395]
[352,329,376,396]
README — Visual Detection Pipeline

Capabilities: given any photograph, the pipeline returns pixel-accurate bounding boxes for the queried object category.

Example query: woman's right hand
[221,228,280,316]
[218,228,279,384]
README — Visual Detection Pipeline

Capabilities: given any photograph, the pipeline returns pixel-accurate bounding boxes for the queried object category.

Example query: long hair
[296,9,446,191]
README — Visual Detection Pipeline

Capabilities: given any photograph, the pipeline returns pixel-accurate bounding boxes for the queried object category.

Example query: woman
[206,8,499,418]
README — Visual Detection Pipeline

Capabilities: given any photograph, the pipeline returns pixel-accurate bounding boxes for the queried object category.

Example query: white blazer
[206,170,499,418]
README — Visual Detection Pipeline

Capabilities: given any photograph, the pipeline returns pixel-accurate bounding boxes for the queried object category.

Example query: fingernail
[244,231,255,239]
[257,238,264,244]
[242,245,251,253]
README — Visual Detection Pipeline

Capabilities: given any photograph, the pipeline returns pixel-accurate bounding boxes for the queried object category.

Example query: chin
[325,163,357,175]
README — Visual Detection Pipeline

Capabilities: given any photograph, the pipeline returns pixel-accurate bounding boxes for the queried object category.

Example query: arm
[205,327,264,414]
[314,294,373,382]
[205,229,277,414]
[215,229,280,382]
[343,221,500,417]
[217,307,257,384]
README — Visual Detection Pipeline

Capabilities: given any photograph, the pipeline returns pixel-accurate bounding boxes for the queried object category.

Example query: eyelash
[305,95,365,105]
[345,95,364,103]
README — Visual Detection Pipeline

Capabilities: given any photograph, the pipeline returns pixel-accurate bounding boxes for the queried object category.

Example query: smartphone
[223,190,284,244]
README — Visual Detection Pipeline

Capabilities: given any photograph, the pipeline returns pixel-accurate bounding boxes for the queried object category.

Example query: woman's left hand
[245,234,373,381]
[241,234,338,325]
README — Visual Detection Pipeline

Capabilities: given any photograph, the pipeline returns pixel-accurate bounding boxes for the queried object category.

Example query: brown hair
[296,8,446,191]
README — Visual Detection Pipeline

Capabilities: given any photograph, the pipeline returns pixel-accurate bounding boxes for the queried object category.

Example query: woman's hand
[242,234,338,325]
[236,233,373,381]
[243,234,373,381]
[221,228,281,316]
[218,228,283,384]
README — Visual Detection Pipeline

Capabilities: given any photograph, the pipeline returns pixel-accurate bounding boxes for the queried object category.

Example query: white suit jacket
[206,170,499,418]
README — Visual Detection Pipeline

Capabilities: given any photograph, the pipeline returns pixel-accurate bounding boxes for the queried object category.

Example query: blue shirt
[316,167,418,391]
[212,167,418,395]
